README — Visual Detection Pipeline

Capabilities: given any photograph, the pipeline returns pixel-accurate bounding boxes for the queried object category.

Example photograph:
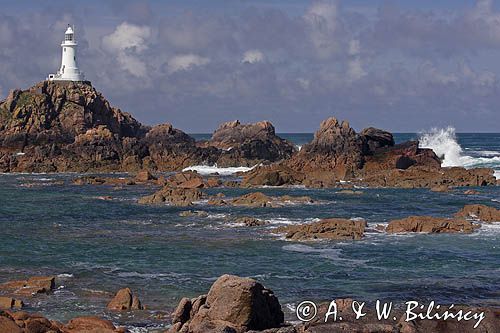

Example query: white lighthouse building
[47,25,85,82]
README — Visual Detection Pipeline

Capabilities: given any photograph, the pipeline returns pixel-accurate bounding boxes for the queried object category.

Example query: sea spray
[419,128,500,178]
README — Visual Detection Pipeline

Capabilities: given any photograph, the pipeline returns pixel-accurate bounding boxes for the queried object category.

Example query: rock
[455,204,500,223]
[0,312,23,333]
[241,164,303,187]
[0,297,23,310]
[138,187,203,206]
[386,216,480,233]
[226,192,313,208]
[205,177,221,188]
[135,170,156,182]
[359,165,496,188]
[206,120,296,166]
[0,276,55,296]
[360,127,395,153]
[107,288,144,311]
[179,210,209,218]
[276,218,366,241]
[166,171,205,189]
[286,117,364,180]
[170,274,284,333]
[431,185,450,192]
[463,189,480,195]
[64,316,119,333]
[234,217,268,227]
[336,190,363,195]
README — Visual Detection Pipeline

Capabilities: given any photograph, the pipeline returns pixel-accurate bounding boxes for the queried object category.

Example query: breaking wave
[182,164,257,175]
[419,127,500,179]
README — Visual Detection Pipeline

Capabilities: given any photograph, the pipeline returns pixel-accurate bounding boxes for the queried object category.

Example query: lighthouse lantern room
[47,25,85,82]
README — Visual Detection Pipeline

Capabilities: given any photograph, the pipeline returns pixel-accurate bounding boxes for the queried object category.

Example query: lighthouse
[47,25,85,82]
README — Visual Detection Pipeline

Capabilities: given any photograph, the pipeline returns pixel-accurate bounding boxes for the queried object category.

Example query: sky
[1,0,500,133]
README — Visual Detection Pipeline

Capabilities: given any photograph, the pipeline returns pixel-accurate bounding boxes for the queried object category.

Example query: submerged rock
[169,274,284,333]
[216,192,313,208]
[234,217,268,227]
[386,216,479,233]
[455,204,500,223]
[275,218,366,241]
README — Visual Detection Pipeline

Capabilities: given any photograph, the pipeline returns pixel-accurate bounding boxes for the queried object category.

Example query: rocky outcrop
[138,187,203,206]
[276,218,366,241]
[360,127,395,154]
[234,217,268,227]
[359,166,496,188]
[0,310,126,333]
[107,288,144,311]
[169,274,284,333]
[455,204,500,223]
[208,192,313,208]
[286,117,364,180]
[0,276,55,297]
[0,297,23,310]
[203,120,296,167]
[0,82,296,173]
[386,216,479,233]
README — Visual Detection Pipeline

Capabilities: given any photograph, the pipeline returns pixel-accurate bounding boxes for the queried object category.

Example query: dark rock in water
[276,218,366,241]
[179,210,209,218]
[107,287,144,311]
[360,127,394,154]
[169,274,284,333]
[455,204,500,223]
[234,217,268,227]
[386,216,479,233]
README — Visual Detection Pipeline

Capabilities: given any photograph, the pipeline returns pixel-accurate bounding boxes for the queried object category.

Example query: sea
[0,129,499,332]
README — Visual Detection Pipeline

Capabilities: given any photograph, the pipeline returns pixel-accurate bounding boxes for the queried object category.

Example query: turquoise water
[0,133,499,332]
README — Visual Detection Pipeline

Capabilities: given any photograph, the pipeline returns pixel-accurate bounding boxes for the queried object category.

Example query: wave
[182,164,257,175]
[419,127,500,178]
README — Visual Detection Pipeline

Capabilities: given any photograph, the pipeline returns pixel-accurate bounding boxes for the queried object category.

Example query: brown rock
[135,170,156,182]
[226,192,313,208]
[463,189,480,195]
[64,316,118,333]
[138,187,203,206]
[276,218,366,241]
[166,171,205,189]
[0,276,55,296]
[431,185,450,192]
[386,216,480,233]
[107,287,144,311]
[170,274,283,333]
[0,297,23,310]
[455,204,500,223]
[0,313,22,333]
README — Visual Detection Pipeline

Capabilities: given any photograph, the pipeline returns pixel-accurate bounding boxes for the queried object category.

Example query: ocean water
[0,130,499,332]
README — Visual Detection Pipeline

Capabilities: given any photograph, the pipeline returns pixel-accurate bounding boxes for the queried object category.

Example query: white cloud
[168,54,210,73]
[102,22,151,77]
[347,58,366,81]
[304,1,339,59]
[242,50,264,64]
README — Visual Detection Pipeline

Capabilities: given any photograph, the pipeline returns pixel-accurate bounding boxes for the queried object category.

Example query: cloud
[242,50,264,64]
[167,54,210,73]
[102,22,151,77]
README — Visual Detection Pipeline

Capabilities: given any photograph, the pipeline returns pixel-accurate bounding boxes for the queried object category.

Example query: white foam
[282,244,368,265]
[182,164,257,175]
[419,127,500,178]
[57,273,74,278]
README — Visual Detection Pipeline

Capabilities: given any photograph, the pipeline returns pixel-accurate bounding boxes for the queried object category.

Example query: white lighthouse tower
[47,25,85,82]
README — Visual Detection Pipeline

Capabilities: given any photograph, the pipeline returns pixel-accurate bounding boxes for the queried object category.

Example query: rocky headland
[1,81,497,189]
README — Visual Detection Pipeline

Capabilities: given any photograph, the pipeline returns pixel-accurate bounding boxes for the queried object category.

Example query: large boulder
[205,120,296,166]
[455,204,500,223]
[286,117,364,180]
[0,276,55,297]
[360,127,395,154]
[107,288,144,311]
[138,187,203,206]
[276,218,366,241]
[169,274,284,333]
[386,216,479,233]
